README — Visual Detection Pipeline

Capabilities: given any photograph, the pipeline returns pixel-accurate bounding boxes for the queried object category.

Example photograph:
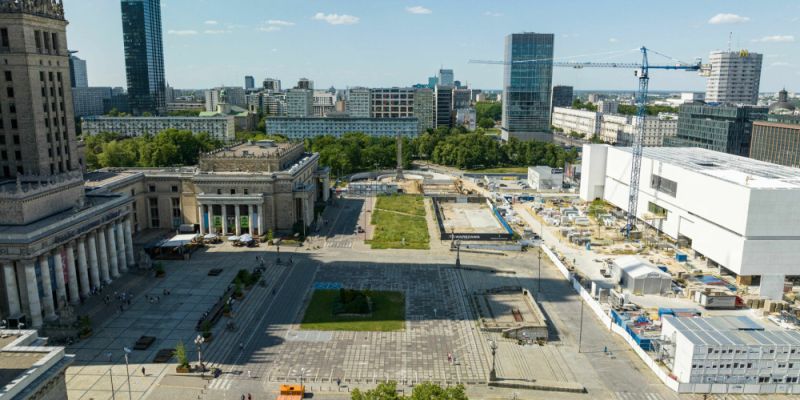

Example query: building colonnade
[1,217,136,328]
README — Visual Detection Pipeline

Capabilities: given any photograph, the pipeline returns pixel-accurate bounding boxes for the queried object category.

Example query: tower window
[4,71,11,82]
[0,28,8,47]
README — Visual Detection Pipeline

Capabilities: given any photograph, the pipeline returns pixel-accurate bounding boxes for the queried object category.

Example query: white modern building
[266,117,419,139]
[579,145,800,299]
[346,87,371,118]
[286,88,314,117]
[552,107,601,138]
[205,86,246,111]
[371,87,415,118]
[661,315,800,393]
[705,50,763,105]
[599,113,632,144]
[81,116,236,141]
[313,91,336,117]
[527,166,564,191]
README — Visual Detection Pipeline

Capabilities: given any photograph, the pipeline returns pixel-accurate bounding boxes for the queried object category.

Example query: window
[34,30,42,51]
[650,174,677,197]
[171,185,178,193]
[10,119,16,129]
[39,71,44,82]
[12,135,18,144]
[6,87,13,98]
[14,150,20,160]
[171,198,181,218]
[244,188,249,195]
[3,71,10,82]
[216,189,222,195]
[8,103,14,113]
[0,28,8,47]
[51,33,58,53]
[230,189,236,195]
[148,185,156,192]
[149,198,160,228]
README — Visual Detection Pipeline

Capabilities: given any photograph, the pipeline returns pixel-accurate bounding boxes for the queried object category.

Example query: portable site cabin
[612,255,672,295]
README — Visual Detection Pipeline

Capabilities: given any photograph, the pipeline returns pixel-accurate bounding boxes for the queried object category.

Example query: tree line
[83,129,223,170]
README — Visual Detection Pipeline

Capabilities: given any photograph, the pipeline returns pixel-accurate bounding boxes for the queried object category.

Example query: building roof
[664,316,800,347]
[614,146,800,190]
[206,141,295,158]
[614,255,670,279]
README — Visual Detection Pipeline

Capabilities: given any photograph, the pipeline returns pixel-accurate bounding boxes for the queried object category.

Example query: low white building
[81,116,236,141]
[612,255,671,295]
[599,113,632,144]
[579,145,800,299]
[600,113,678,146]
[661,315,800,393]
[527,166,564,191]
[552,107,601,138]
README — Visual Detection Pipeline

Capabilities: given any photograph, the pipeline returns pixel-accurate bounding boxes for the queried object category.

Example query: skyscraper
[413,88,435,133]
[434,85,453,128]
[501,32,554,141]
[438,69,454,87]
[244,76,255,91]
[297,78,314,90]
[69,53,88,88]
[121,0,166,115]
[0,1,79,177]
[705,50,763,105]
[664,104,768,157]
[346,87,371,118]
[263,78,281,92]
[551,85,573,110]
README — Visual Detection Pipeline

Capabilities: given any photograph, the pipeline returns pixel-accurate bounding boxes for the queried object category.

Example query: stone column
[106,226,119,279]
[221,205,228,235]
[65,242,80,304]
[52,251,67,310]
[208,205,215,234]
[248,205,254,235]
[76,239,91,298]
[123,218,135,268]
[23,260,43,328]
[235,205,242,235]
[114,223,126,273]
[96,228,110,284]
[257,205,264,236]
[87,233,101,290]
[38,255,56,320]
[198,205,206,235]
[3,262,20,316]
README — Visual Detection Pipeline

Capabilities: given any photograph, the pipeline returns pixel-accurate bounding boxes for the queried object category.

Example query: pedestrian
[142,367,146,376]
[336,377,341,387]
[447,353,452,363]
[247,370,251,378]
[604,346,608,354]
[240,394,245,400]
[247,394,252,400]
[239,342,244,351]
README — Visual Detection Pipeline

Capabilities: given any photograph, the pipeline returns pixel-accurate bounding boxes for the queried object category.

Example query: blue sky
[65,0,799,92]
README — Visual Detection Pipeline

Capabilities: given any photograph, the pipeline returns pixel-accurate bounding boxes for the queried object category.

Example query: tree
[351,381,401,400]
[175,340,189,369]
[410,383,468,400]
[618,104,678,116]
[475,101,502,121]
[478,117,495,129]
[571,99,597,111]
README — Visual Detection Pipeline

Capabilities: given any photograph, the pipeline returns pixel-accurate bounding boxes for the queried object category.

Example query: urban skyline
[64,0,799,91]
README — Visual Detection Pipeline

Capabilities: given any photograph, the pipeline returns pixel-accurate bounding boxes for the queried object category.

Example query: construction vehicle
[276,384,305,400]
[470,47,711,239]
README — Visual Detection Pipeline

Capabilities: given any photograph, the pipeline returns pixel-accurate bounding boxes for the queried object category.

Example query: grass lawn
[300,290,405,331]
[368,195,429,249]
[468,166,529,174]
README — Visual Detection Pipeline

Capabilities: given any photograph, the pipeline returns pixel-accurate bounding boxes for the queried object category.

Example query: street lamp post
[578,299,585,353]
[276,244,281,264]
[107,352,116,400]
[194,335,205,374]
[489,340,498,381]
[123,347,132,400]
[455,240,461,268]
[537,248,542,293]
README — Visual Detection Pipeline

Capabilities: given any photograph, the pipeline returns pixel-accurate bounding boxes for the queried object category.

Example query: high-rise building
[121,0,166,115]
[0,1,79,177]
[705,50,763,105]
[750,116,800,168]
[244,76,255,91]
[413,88,435,133]
[346,87,371,118]
[286,88,313,117]
[370,88,415,118]
[427,76,438,89]
[438,69,454,87]
[205,86,246,111]
[501,32,554,141]
[297,78,314,90]
[72,87,113,117]
[434,85,453,128]
[453,88,471,110]
[68,53,88,88]
[551,85,573,110]
[263,78,281,92]
[596,100,619,114]
[664,104,768,157]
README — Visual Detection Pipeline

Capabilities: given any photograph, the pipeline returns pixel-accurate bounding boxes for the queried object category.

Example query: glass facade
[121,0,165,115]
[502,33,554,136]
[750,117,800,168]
[665,104,767,157]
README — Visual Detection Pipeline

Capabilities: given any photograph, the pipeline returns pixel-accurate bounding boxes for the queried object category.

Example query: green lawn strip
[369,209,429,250]
[300,290,405,332]
[374,194,426,217]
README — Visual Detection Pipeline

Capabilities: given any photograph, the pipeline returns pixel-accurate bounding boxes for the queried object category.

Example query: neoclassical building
[86,140,330,237]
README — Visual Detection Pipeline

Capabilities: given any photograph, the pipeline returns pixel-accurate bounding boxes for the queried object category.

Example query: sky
[64,0,800,92]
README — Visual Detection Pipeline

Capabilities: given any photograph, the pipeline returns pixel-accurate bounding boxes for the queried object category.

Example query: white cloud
[406,6,432,15]
[204,20,218,25]
[313,12,359,25]
[770,62,791,67]
[753,35,795,43]
[484,11,503,17]
[609,38,618,43]
[258,26,281,32]
[708,13,750,24]
[204,30,228,35]
[267,19,295,26]
[167,30,198,36]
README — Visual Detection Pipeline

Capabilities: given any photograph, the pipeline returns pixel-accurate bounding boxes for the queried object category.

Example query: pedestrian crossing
[207,376,234,391]
[325,240,352,248]
[615,392,668,400]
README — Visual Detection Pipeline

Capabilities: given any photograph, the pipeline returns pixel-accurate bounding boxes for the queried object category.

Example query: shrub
[175,340,189,368]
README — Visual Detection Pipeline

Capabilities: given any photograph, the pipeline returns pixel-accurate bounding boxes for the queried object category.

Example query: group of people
[147,288,173,304]
[103,290,134,314]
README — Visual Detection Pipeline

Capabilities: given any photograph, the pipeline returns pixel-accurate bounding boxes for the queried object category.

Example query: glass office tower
[121,0,165,115]
[501,33,554,141]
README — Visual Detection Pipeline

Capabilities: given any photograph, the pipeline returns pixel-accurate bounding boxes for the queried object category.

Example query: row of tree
[352,381,467,400]
[83,129,223,170]
[304,133,413,177]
